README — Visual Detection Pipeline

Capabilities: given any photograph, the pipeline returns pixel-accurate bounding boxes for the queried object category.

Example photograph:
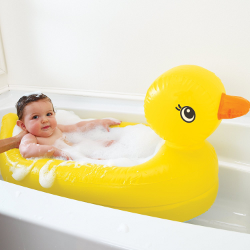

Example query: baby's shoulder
[57,124,65,132]
[23,133,36,139]
[22,133,37,143]
[55,126,64,136]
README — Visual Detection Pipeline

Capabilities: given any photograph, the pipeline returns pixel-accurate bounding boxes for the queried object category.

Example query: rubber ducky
[0,65,249,222]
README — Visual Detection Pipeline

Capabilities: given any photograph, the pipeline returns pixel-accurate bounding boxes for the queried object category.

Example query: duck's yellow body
[0,113,218,222]
[2,65,246,222]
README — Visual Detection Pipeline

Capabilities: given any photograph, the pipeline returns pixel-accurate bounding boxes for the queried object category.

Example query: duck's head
[144,65,250,147]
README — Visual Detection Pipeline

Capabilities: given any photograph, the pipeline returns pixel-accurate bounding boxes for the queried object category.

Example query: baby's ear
[17,120,27,132]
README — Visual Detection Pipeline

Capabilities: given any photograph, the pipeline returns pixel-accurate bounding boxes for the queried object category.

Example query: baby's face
[21,100,57,137]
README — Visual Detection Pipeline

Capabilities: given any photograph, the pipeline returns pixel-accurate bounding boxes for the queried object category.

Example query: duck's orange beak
[218,93,250,120]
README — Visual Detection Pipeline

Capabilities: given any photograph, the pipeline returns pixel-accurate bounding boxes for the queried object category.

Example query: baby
[16,93,121,160]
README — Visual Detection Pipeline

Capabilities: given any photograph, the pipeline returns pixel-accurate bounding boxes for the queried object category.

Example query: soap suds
[39,160,57,188]
[12,110,165,168]
[38,160,72,188]
[10,158,37,181]
[55,123,164,167]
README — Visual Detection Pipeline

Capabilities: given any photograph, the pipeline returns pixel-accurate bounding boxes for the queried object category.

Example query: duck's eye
[180,106,195,123]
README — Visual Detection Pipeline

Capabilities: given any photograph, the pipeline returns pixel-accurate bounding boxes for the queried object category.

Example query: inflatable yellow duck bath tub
[1,65,249,222]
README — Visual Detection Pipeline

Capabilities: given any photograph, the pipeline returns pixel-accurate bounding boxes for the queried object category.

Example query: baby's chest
[37,129,63,145]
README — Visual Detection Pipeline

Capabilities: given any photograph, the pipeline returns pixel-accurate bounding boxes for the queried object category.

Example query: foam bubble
[39,160,56,188]
[10,160,37,181]
[55,122,164,167]
[55,110,84,125]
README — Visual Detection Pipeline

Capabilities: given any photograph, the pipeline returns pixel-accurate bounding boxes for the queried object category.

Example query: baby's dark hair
[16,93,55,120]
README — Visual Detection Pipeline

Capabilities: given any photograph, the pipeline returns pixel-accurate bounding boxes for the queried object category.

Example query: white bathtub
[0,90,250,250]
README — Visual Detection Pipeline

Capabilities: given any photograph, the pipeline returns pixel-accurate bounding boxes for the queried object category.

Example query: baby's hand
[53,148,72,161]
[100,119,121,132]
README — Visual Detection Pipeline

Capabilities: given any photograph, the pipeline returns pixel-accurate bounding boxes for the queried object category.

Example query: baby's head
[16,93,57,137]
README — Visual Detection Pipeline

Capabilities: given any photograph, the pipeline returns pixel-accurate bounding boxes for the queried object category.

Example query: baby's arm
[58,119,121,133]
[19,134,72,160]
